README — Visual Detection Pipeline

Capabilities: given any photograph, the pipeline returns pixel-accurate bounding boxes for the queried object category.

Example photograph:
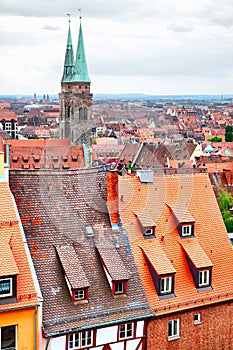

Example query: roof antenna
[115,237,120,249]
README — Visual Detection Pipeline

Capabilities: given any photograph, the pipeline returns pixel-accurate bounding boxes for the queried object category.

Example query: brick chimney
[106,171,119,228]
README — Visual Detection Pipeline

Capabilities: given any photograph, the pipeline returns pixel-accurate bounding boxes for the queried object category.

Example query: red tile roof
[4,139,85,169]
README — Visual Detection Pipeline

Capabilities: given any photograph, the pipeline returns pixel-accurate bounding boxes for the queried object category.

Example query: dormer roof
[56,245,89,289]
[96,243,130,281]
[140,240,176,275]
[180,239,213,269]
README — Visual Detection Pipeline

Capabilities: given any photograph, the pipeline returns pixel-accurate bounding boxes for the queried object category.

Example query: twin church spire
[61,17,90,83]
[59,16,93,146]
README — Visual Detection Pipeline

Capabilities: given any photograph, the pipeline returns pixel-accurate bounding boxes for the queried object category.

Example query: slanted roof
[140,240,176,275]
[118,171,233,315]
[56,245,89,289]
[96,243,130,281]
[0,239,19,277]
[180,239,213,269]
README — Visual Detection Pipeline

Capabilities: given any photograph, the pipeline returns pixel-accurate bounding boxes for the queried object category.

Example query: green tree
[218,190,233,232]
[207,136,222,142]
[225,125,233,142]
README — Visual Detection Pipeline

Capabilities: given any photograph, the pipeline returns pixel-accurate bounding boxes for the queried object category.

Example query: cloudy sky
[1,0,233,96]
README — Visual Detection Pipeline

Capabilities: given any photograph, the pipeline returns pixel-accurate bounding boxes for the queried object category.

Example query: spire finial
[78,8,82,20]
[66,13,71,24]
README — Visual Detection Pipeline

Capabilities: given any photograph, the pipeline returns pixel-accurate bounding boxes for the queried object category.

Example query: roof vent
[85,226,94,236]
[136,170,154,184]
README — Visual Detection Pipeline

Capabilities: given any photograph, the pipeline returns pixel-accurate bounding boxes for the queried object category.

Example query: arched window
[84,107,88,120]
[79,107,84,120]
[67,106,71,120]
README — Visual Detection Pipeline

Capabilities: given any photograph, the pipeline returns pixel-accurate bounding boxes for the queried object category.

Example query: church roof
[73,19,91,83]
[61,21,75,83]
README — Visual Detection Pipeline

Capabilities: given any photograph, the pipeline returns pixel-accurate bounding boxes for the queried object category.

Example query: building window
[198,270,210,287]
[0,278,12,298]
[160,276,172,294]
[112,281,126,295]
[115,282,124,294]
[194,313,201,325]
[143,226,155,238]
[72,288,88,302]
[181,225,192,237]
[5,122,11,131]
[74,289,85,300]
[119,322,133,340]
[1,325,16,350]
[168,319,180,340]
[68,330,93,349]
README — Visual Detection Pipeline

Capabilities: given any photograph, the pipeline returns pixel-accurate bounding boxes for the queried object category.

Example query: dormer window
[0,277,13,298]
[160,276,173,294]
[143,226,156,239]
[73,288,88,301]
[179,223,194,237]
[198,269,210,287]
[181,225,192,236]
[112,280,127,295]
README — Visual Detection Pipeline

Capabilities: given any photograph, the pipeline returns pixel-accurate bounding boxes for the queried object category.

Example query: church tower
[59,17,93,145]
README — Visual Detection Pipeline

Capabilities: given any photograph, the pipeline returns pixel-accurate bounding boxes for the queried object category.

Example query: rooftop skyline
[1,0,233,96]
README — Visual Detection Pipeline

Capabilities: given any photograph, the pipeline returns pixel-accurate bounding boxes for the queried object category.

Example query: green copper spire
[61,20,75,82]
[73,18,91,83]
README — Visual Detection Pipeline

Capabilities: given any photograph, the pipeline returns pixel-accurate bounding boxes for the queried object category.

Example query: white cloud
[0,0,233,95]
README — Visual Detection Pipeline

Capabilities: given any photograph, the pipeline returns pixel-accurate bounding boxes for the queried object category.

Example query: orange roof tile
[0,182,38,311]
[117,171,233,315]
[0,239,19,276]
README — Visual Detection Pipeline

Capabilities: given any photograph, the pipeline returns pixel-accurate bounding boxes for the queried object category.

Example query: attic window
[72,155,78,161]
[198,269,211,287]
[73,288,88,301]
[23,156,29,162]
[143,226,155,239]
[181,224,193,237]
[160,276,173,294]
[0,277,13,298]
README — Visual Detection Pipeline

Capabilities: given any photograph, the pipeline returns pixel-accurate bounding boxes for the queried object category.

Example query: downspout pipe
[34,305,38,350]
